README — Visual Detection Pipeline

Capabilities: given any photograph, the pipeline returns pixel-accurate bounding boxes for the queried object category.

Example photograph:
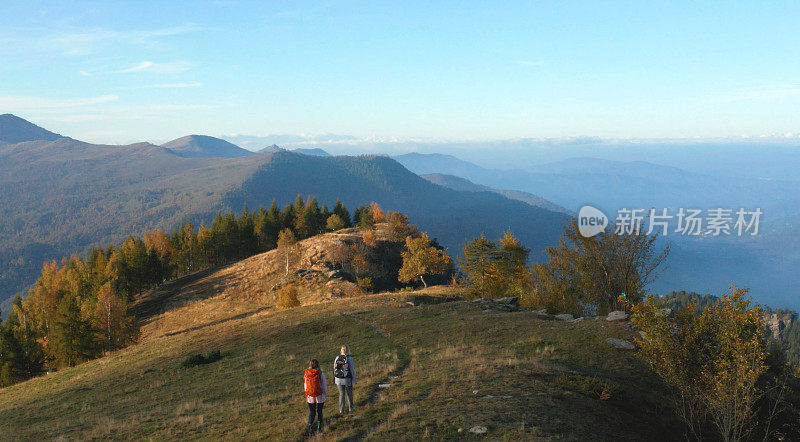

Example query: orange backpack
[304,368,323,397]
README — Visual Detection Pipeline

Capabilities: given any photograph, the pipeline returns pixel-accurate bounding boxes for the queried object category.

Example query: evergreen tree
[332,200,352,227]
[460,234,502,296]
[256,200,281,251]
[237,204,257,258]
[48,296,97,367]
[295,197,322,239]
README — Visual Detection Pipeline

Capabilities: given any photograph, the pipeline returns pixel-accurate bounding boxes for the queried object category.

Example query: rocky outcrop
[606,311,629,322]
[605,338,636,350]
[763,311,796,340]
[472,297,522,312]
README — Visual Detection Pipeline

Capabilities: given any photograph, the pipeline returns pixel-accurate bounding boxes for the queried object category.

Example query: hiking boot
[317,421,323,432]
[349,406,356,412]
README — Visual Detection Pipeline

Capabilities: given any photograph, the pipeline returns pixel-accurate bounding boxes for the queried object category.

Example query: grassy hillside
[0,287,681,440]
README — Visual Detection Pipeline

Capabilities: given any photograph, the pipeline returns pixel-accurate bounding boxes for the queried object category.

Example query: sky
[1,0,800,145]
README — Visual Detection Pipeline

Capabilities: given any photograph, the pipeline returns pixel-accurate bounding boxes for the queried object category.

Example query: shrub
[362,229,377,247]
[326,214,346,231]
[276,285,301,310]
[554,374,620,401]
[182,350,222,368]
[343,284,368,298]
[356,277,374,293]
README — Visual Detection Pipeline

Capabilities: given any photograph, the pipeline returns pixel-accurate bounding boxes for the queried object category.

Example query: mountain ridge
[0,113,62,144]
[162,134,255,158]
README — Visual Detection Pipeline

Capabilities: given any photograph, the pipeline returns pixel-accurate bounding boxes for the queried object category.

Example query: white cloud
[79,70,92,77]
[117,60,193,74]
[0,94,119,110]
[47,24,199,52]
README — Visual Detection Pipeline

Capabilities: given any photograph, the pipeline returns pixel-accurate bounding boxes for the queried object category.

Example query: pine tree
[332,200,352,227]
[48,295,97,367]
[256,200,281,251]
[460,234,503,297]
[237,204,257,258]
[295,197,322,239]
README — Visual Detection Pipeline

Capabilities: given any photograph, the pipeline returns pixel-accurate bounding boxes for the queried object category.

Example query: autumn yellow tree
[276,285,301,310]
[94,284,136,353]
[399,233,451,288]
[533,220,669,313]
[369,202,386,223]
[276,228,300,277]
[632,286,768,442]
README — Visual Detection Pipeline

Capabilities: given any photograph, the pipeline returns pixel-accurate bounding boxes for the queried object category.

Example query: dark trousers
[307,402,324,426]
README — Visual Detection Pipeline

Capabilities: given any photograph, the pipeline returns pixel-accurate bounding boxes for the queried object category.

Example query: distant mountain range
[395,152,800,309]
[0,113,61,144]
[161,134,255,158]
[421,173,572,215]
[2,114,797,311]
[0,115,567,313]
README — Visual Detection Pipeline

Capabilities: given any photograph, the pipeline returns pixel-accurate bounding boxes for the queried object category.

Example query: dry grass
[1,289,682,440]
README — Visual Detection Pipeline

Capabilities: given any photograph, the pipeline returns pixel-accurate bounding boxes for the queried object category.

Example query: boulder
[606,311,629,321]
[554,313,574,322]
[531,309,554,320]
[325,269,344,279]
[469,427,488,434]
[495,296,519,306]
[605,338,636,350]
[471,297,493,303]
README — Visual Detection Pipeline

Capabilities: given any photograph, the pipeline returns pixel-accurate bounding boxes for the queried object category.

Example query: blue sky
[1,0,799,145]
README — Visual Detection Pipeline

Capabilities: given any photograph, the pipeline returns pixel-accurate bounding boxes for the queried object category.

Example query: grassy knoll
[0,290,681,440]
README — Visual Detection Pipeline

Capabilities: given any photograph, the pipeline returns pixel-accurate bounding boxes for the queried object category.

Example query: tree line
[458,219,669,315]
[0,196,382,387]
[458,222,800,440]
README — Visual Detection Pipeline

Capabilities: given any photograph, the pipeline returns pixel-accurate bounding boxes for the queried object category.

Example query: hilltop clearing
[0,288,681,440]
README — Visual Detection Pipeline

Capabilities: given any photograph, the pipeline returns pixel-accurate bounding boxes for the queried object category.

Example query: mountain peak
[161,135,254,158]
[0,114,62,144]
[257,144,282,153]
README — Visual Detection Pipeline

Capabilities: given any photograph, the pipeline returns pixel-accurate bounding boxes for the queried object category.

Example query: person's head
[307,359,319,370]
[340,345,349,356]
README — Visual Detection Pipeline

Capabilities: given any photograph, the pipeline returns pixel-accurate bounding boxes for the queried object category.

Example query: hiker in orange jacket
[303,359,327,432]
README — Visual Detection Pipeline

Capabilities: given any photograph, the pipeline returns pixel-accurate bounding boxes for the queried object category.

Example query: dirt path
[302,312,412,441]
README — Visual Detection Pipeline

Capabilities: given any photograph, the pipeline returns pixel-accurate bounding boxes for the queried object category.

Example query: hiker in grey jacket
[333,345,356,413]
